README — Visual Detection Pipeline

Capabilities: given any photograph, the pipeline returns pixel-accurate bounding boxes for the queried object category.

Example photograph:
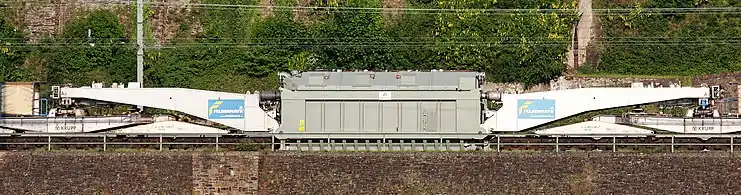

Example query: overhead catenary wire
[5,36,741,41]
[4,36,741,47]
[5,39,741,44]
[1,1,739,48]
[1,1,741,15]
[5,41,741,49]
[7,0,739,12]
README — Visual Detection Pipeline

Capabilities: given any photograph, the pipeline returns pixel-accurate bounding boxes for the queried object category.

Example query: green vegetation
[44,10,137,85]
[586,0,741,76]
[0,13,32,82]
[235,139,266,151]
[1,0,579,90]
[3,0,740,88]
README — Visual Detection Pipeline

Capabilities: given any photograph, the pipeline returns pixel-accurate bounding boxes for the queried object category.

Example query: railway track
[1,133,739,152]
[495,136,733,152]
[0,135,273,151]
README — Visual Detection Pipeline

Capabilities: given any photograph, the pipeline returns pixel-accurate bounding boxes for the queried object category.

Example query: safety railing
[0,132,740,152]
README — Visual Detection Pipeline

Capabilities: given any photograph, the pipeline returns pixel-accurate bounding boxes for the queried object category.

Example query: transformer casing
[275,71,487,139]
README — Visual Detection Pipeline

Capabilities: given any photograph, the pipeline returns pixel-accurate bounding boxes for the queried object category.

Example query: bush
[589,0,741,76]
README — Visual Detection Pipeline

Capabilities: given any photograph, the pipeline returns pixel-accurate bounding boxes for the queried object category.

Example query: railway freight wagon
[1,70,728,142]
[274,71,488,140]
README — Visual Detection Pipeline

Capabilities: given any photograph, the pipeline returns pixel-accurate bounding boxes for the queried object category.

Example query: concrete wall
[2,151,741,194]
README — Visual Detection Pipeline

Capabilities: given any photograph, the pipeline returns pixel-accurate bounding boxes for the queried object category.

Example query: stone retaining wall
[260,152,741,195]
[12,1,131,42]
[0,152,193,194]
[484,76,686,93]
[192,152,261,194]
[2,151,741,194]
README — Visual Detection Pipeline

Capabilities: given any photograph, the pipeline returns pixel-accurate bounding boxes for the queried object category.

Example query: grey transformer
[272,70,490,140]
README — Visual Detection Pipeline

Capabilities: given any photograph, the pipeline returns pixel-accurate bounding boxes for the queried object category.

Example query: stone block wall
[260,152,741,195]
[12,0,131,42]
[10,0,202,45]
[3,151,741,194]
[483,76,686,94]
[693,72,741,114]
[192,152,261,194]
[0,152,193,194]
[0,151,262,195]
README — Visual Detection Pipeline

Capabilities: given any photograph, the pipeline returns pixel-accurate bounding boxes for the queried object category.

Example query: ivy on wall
[146,0,579,90]
[3,0,579,90]
[588,0,741,76]
[0,15,31,82]
[43,10,136,85]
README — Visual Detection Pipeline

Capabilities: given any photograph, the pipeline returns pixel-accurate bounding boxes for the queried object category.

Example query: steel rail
[0,132,739,152]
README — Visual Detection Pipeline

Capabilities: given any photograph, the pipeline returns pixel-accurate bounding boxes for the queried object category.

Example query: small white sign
[379,91,391,100]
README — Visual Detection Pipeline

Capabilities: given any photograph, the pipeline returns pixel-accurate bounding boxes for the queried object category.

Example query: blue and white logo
[517,99,556,119]
[699,98,709,109]
[208,99,245,119]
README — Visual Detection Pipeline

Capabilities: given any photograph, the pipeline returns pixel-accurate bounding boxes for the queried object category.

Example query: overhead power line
[6,37,741,44]
[2,1,740,48]
[5,40,741,49]
[2,1,741,15]
[155,2,741,15]
[6,36,741,41]
[106,1,741,13]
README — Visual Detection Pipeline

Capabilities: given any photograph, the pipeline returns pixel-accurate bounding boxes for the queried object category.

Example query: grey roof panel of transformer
[279,71,485,91]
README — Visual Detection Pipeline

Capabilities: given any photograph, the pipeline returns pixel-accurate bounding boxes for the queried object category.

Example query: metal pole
[159,134,162,151]
[215,136,219,152]
[612,136,616,152]
[47,135,51,151]
[496,136,500,152]
[136,0,144,111]
[439,134,443,152]
[555,136,559,152]
[732,136,735,153]
[103,134,107,151]
[671,135,675,153]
